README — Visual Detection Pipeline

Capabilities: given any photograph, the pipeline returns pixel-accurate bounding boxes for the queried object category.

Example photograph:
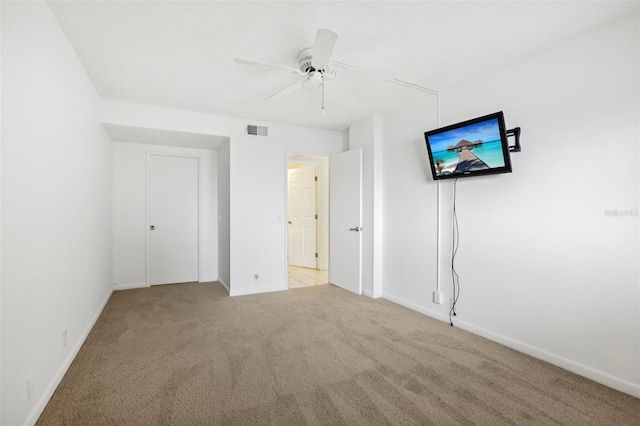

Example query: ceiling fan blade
[312,29,338,69]
[234,58,304,75]
[265,78,308,101]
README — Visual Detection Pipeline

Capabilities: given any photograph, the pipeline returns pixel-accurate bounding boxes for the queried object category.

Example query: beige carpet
[37,282,639,425]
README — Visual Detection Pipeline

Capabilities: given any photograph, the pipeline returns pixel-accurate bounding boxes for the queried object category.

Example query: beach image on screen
[428,118,505,176]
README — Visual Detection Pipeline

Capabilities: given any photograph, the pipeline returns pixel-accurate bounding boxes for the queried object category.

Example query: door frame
[285,154,329,273]
[145,151,202,287]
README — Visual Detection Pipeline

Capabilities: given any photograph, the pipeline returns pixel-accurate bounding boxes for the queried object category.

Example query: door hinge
[315,253,318,258]
[315,176,318,181]
[315,214,318,220]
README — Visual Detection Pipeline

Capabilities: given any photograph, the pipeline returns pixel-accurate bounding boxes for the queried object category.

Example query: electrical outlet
[62,329,68,347]
[433,291,444,304]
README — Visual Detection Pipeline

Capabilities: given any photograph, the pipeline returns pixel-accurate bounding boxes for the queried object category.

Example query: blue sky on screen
[428,118,500,152]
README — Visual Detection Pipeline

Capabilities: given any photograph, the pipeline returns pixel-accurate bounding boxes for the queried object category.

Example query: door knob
[349,226,361,232]
[150,225,155,230]
[288,221,292,224]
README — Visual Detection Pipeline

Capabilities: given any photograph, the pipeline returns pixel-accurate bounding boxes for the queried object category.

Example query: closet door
[148,155,199,285]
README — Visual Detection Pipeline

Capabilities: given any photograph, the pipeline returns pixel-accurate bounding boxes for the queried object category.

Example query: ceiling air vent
[246,125,268,137]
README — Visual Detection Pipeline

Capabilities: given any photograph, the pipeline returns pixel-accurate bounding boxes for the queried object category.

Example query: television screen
[424,111,512,180]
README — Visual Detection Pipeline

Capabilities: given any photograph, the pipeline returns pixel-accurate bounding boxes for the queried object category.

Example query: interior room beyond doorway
[286,155,329,289]
[287,266,329,288]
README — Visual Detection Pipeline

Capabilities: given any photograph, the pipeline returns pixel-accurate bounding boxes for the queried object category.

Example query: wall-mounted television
[424,111,512,180]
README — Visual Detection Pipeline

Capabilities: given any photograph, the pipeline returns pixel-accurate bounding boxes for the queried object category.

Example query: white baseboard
[230,285,285,297]
[381,292,640,398]
[217,277,230,294]
[115,280,226,291]
[382,291,450,324]
[452,318,640,398]
[25,287,113,426]
[113,282,147,291]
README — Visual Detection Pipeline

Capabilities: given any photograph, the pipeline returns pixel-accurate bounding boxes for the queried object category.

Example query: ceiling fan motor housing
[297,47,319,73]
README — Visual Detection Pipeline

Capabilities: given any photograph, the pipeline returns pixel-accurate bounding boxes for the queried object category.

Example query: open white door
[287,165,317,268]
[329,148,362,295]
[148,155,199,285]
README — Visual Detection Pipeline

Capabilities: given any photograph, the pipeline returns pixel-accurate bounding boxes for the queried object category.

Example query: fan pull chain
[321,74,325,115]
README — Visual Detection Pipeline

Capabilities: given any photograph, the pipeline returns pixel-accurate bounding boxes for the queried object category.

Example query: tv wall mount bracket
[507,127,521,153]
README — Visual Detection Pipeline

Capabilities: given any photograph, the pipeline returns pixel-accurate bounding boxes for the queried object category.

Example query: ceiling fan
[234,28,393,114]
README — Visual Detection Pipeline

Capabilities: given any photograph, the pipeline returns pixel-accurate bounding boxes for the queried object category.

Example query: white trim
[25,288,113,426]
[382,291,640,399]
[283,151,290,291]
[217,277,230,294]
[316,162,329,272]
[198,276,218,283]
[382,292,450,323]
[230,285,284,297]
[113,282,147,291]
[451,318,640,399]
[362,290,380,299]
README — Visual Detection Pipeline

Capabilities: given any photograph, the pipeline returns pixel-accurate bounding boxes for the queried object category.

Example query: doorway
[286,155,329,289]
[287,164,317,269]
[285,150,362,294]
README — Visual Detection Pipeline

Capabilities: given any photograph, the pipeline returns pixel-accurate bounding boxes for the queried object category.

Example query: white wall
[381,14,639,396]
[1,3,114,425]
[97,101,345,296]
[229,138,286,295]
[112,143,218,289]
[229,130,345,297]
[217,141,231,291]
[382,100,440,309]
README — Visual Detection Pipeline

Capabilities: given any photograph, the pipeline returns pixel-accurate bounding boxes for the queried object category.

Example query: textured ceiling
[48,1,638,131]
